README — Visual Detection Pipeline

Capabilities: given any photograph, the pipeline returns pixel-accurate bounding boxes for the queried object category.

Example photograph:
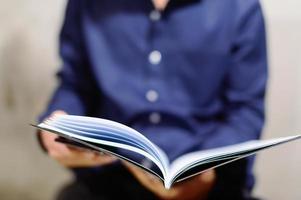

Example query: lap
[56,163,260,200]
[56,164,158,200]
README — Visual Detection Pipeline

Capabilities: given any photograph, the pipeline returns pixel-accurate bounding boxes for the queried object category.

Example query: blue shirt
[40,0,267,194]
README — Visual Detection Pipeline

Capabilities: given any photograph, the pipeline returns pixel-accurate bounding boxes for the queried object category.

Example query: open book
[35,115,301,189]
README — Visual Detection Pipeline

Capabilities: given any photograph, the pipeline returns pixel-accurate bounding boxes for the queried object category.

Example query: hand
[40,110,117,168]
[124,162,216,200]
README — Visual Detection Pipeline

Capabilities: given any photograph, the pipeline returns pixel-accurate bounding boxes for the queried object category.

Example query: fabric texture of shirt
[40,0,268,197]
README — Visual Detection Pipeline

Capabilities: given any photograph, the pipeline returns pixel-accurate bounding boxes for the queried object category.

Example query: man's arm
[201,1,268,197]
[39,0,99,121]
[202,0,268,150]
[38,0,116,168]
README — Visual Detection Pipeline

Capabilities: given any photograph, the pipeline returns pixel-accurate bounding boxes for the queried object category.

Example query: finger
[145,172,161,183]
[197,169,216,183]
[86,154,117,166]
[67,145,91,152]
[96,151,105,156]
[94,155,117,163]
[41,131,69,151]
[50,110,67,117]
[70,150,113,162]
[123,163,167,194]
[124,162,161,185]
[53,148,114,167]
[41,110,68,151]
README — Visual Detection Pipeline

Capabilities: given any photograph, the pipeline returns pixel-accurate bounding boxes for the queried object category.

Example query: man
[38,0,268,199]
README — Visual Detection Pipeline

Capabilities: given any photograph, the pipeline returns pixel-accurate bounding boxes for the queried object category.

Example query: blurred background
[0,0,300,199]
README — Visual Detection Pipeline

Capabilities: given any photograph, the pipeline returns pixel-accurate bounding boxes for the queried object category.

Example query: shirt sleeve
[202,1,268,150]
[39,0,100,122]
[37,0,104,176]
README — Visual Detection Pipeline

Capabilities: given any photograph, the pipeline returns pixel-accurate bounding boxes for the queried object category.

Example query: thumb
[51,110,67,117]
[198,169,216,184]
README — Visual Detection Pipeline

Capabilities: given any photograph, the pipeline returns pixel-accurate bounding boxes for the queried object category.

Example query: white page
[51,120,151,155]
[39,122,168,180]
[51,121,148,152]
[168,135,301,182]
[54,115,170,170]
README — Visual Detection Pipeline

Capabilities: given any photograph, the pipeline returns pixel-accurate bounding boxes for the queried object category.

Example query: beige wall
[0,1,69,200]
[254,0,301,199]
[0,0,300,199]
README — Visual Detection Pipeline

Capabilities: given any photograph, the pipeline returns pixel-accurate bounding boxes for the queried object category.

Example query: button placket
[147,9,163,125]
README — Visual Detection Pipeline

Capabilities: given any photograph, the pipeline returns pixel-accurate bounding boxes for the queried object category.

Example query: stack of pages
[35,115,301,189]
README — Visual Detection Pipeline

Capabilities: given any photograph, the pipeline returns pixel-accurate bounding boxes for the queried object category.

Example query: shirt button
[149,50,162,65]
[149,112,161,124]
[146,90,159,102]
[149,10,161,21]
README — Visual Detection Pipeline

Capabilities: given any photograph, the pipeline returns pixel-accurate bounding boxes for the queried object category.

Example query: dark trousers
[57,164,259,200]
[57,164,157,200]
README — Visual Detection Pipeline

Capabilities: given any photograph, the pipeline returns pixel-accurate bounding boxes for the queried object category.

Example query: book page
[168,135,301,184]
[56,115,169,166]
[39,115,170,179]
